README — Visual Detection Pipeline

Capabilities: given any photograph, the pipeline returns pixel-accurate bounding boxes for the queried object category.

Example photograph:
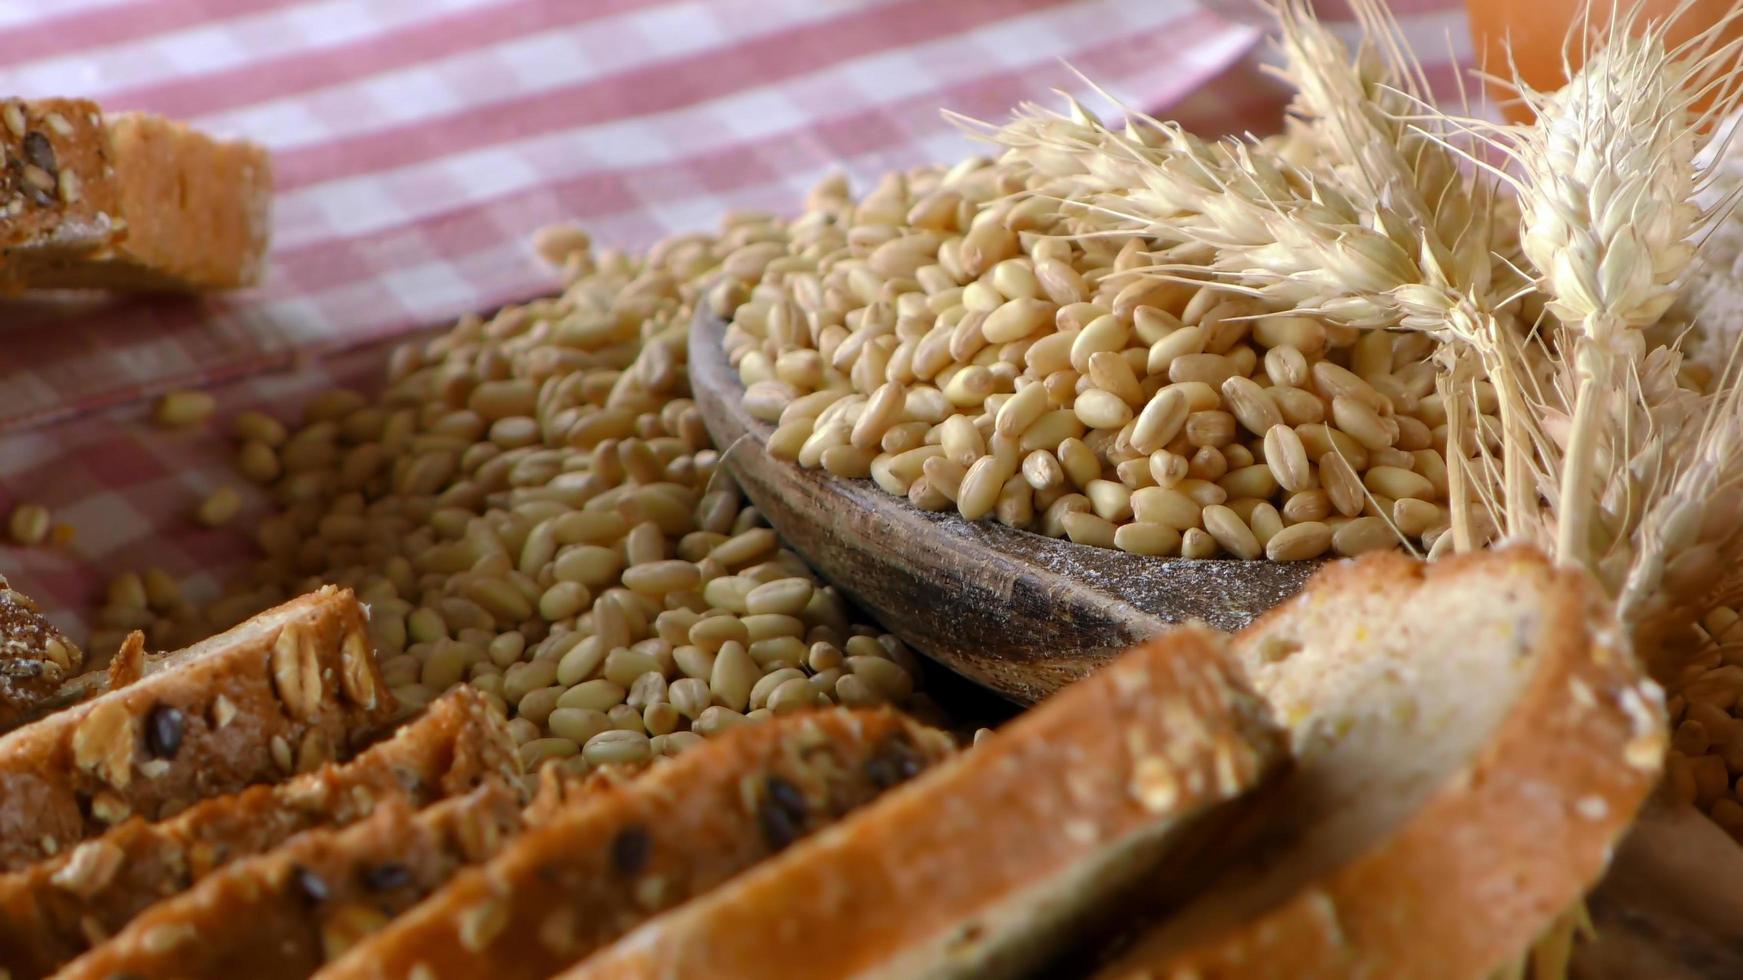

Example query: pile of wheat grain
[717,160,1457,563]
[87,220,937,777]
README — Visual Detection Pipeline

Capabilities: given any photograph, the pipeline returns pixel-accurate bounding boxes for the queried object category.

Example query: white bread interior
[1096,548,1666,979]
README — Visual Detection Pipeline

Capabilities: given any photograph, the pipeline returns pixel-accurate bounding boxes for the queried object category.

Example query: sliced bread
[314,708,958,980]
[55,778,523,980]
[0,97,270,292]
[0,586,394,869]
[0,684,515,976]
[1093,547,1665,979]
[561,625,1286,980]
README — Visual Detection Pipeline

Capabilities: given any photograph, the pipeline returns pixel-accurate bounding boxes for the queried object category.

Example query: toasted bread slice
[0,685,514,977]
[0,574,82,730]
[560,626,1284,980]
[0,97,270,292]
[56,779,522,980]
[1094,548,1665,979]
[0,586,394,870]
[315,709,958,980]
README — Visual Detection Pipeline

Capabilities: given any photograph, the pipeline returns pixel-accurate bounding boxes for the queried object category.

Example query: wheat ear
[1503,13,1718,568]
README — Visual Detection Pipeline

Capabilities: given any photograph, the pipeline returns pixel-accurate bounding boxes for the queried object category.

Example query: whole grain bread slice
[0,685,515,977]
[55,778,523,980]
[0,97,270,292]
[560,625,1285,980]
[0,586,394,870]
[1093,547,1666,980]
[314,708,959,980]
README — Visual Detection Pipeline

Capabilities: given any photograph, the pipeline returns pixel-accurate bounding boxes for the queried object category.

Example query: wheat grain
[104,211,937,774]
[714,124,1467,559]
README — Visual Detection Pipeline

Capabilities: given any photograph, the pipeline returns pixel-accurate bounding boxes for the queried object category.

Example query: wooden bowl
[689,308,1321,704]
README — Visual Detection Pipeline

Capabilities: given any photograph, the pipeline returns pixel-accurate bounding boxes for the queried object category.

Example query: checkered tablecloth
[0,0,1472,639]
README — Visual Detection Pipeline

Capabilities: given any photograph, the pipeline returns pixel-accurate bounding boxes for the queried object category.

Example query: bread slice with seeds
[0,586,394,870]
[0,97,270,292]
[314,709,959,980]
[55,778,523,980]
[521,760,650,825]
[1091,547,1665,980]
[559,626,1285,980]
[0,573,83,731]
[0,685,515,978]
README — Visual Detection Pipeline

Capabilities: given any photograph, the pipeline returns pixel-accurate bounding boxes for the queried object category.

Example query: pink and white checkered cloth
[0,0,1472,638]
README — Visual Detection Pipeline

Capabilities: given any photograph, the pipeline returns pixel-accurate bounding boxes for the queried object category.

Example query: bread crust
[0,97,270,292]
[0,685,515,977]
[315,709,958,980]
[56,779,523,980]
[1096,547,1666,980]
[521,760,651,826]
[0,586,394,870]
[562,627,1286,980]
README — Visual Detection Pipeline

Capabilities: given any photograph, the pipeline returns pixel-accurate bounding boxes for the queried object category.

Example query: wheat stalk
[985,0,1742,589]
[1481,3,1743,580]
[1302,0,1553,552]
[1270,0,1490,291]
[988,0,1741,600]
[982,96,1505,343]
[1086,4,1524,548]
[1621,329,1743,637]
[973,4,1743,976]
[986,3,1743,977]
